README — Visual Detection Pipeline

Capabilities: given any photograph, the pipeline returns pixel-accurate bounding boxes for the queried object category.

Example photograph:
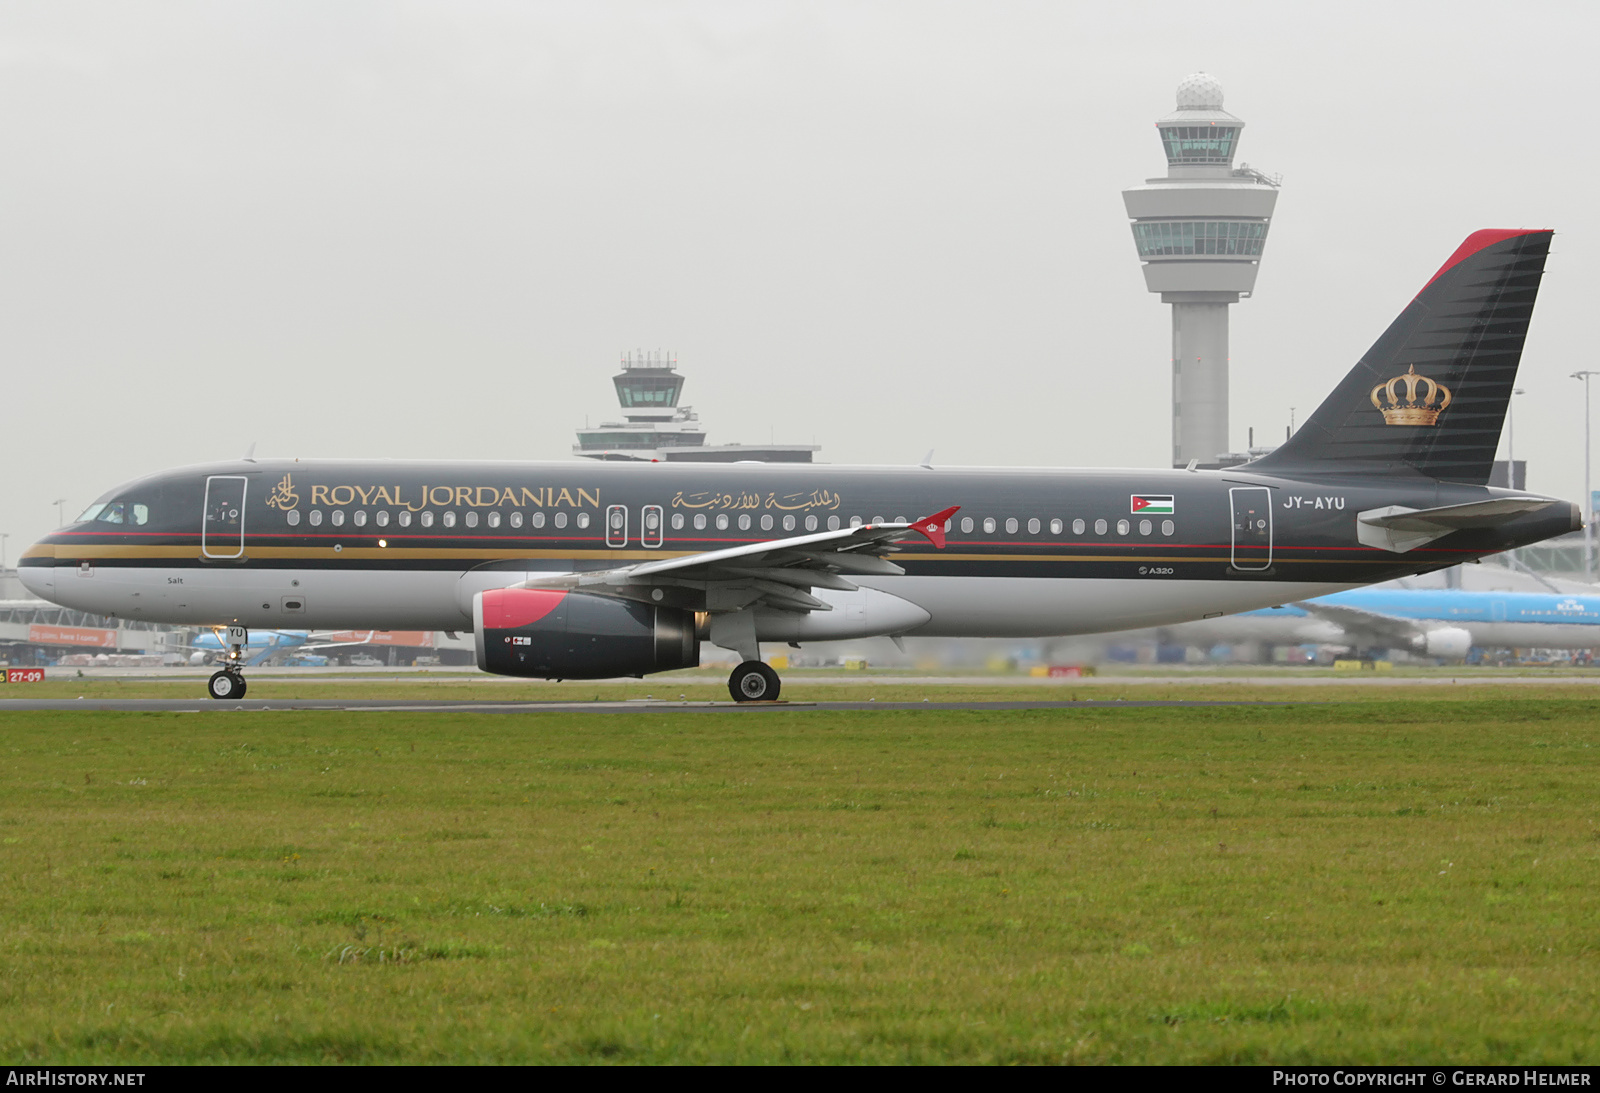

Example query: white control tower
[1122,73,1279,468]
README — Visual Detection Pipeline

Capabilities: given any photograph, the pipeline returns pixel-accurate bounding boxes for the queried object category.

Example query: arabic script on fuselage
[670,489,842,512]
[264,474,299,511]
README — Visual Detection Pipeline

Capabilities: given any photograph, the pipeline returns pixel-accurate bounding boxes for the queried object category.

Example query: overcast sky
[3,0,1596,556]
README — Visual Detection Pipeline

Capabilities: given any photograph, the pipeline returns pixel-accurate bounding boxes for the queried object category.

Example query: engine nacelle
[474,588,700,679]
[1411,626,1473,660]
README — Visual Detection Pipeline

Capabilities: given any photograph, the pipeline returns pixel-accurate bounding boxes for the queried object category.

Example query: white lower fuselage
[27,561,1360,644]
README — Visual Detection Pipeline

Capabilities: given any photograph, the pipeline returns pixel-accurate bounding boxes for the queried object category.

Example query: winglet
[910,506,960,549]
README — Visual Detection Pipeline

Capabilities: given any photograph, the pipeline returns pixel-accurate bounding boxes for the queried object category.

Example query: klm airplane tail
[1251,229,1553,484]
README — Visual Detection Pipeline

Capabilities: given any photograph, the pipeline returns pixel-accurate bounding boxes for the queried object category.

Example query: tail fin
[1251,229,1552,483]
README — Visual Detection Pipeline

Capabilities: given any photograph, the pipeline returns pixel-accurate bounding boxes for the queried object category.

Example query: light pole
[0,533,8,572]
[1572,372,1599,581]
[52,498,67,528]
[1508,387,1526,489]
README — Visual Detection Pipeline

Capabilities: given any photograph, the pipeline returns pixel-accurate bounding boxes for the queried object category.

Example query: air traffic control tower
[1123,73,1279,468]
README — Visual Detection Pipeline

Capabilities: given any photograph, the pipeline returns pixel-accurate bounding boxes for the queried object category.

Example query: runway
[0,697,1299,714]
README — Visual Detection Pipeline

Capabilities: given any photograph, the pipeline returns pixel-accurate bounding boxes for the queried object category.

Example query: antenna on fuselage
[241,442,257,463]
[919,449,935,469]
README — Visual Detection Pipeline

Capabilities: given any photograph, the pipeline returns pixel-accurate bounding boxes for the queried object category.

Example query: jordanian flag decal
[1130,494,1175,515]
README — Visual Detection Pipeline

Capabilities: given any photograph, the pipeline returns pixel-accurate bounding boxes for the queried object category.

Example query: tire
[208,670,245,701]
[729,660,781,703]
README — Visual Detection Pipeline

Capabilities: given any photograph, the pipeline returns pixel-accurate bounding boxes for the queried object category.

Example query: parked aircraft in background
[186,628,374,667]
[1153,588,1600,659]
[18,230,1580,700]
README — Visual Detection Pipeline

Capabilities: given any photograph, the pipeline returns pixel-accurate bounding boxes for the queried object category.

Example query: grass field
[1,691,1597,1063]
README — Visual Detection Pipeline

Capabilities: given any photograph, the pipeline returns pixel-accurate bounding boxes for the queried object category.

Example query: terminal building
[574,351,819,463]
[1123,73,1279,470]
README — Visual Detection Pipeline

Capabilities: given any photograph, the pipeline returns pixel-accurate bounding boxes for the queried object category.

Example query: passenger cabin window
[465,511,479,528]
[783,515,796,531]
[738,514,751,531]
[376,511,390,527]
[420,512,434,528]
[397,510,412,527]
[693,514,707,530]
[1005,518,1018,534]
[442,512,456,528]
[671,513,684,530]
[1028,518,1040,534]
[1094,519,1106,535]
[1139,519,1152,535]
[1050,518,1062,534]
[805,516,817,531]
[1073,519,1085,535]
[827,516,840,531]
[510,512,523,528]
[310,510,324,527]
[354,511,367,527]
[554,512,568,529]
[1117,519,1130,535]
[760,515,773,531]
[715,514,730,531]
[531,512,545,528]
[331,510,345,527]
[1162,519,1175,536]
[576,513,590,529]
[849,516,862,528]
[287,510,302,526]
[487,512,500,528]
[961,517,974,533]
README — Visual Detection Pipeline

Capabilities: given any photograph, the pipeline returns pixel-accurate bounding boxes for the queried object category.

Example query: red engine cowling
[473,588,700,679]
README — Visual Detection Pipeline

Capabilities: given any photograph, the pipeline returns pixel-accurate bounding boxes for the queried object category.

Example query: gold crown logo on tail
[1370,365,1452,426]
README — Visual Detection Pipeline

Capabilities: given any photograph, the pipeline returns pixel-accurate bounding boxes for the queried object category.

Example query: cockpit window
[73,476,198,534]
[93,501,150,526]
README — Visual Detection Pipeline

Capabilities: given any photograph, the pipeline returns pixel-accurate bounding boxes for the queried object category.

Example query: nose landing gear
[729,660,780,703]
[208,669,247,700]
[207,624,249,700]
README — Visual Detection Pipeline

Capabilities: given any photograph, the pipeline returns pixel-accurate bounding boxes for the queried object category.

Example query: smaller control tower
[574,351,820,463]
[1123,73,1279,468]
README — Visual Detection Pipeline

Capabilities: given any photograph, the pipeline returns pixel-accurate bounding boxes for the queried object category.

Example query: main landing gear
[207,624,249,701]
[729,660,780,703]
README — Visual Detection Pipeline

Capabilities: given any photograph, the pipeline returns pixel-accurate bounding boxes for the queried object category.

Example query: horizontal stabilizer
[1356,497,1557,554]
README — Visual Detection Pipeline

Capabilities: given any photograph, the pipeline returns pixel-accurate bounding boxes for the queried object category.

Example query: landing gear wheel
[729,660,780,703]
[208,670,246,701]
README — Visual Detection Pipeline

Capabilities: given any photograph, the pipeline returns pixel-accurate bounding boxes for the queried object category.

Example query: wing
[517,506,960,614]
[1292,600,1423,645]
[299,630,380,651]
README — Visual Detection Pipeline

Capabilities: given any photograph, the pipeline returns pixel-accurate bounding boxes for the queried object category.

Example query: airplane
[17,229,1582,701]
[184,627,377,667]
[1151,588,1600,660]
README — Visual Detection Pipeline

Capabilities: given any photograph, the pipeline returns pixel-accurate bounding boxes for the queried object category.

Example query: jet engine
[473,588,700,679]
[1410,626,1473,660]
